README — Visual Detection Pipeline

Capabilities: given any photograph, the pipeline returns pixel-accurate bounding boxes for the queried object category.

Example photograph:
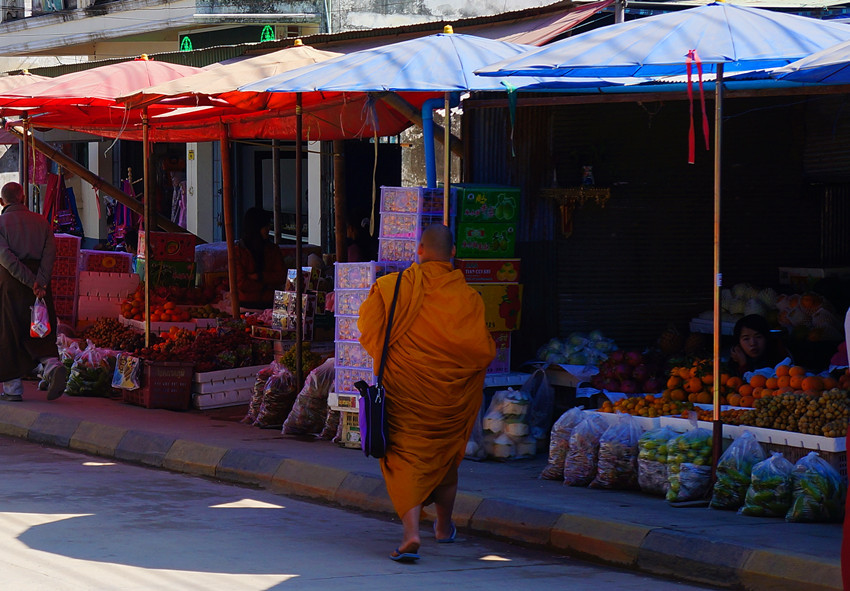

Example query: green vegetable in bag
[638,425,677,496]
[710,431,766,510]
[738,452,794,518]
[666,412,712,503]
[785,451,846,523]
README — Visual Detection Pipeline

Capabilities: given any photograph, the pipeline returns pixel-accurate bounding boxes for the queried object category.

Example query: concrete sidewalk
[0,383,843,591]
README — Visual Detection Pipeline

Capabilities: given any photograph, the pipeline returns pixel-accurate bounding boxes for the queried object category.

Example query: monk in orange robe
[358,224,495,562]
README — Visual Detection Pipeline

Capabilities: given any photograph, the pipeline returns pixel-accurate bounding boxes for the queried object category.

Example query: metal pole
[295,93,304,387]
[142,108,152,348]
[443,92,451,226]
[220,125,240,318]
[614,0,625,24]
[272,139,281,245]
[712,63,724,478]
[21,114,29,204]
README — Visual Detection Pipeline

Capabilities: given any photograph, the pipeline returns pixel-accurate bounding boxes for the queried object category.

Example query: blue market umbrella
[772,39,850,83]
[477,2,850,466]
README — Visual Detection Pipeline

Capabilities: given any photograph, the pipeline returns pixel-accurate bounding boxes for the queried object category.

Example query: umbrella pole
[272,139,281,245]
[712,64,724,478]
[21,115,29,205]
[333,140,348,262]
[295,92,303,387]
[220,125,240,318]
[443,92,451,226]
[142,109,152,348]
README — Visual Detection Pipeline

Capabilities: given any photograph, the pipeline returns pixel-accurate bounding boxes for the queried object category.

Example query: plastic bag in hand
[30,297,50,338]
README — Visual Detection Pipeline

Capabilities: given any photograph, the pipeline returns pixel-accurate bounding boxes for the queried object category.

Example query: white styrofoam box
[77,295,123,320]
[78,271,140,298]
[119,314,195,333]
[334,261,410,290]
[335,341,373,370]
[335,315,361,342]
[193,365,267,394]
[193,387,254,409]
[328,391,359,411]
[335,289,370,316]
[484,372,532,389]
[334,366,374,395]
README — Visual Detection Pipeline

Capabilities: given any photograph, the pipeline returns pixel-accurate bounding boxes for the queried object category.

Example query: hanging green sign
[180,36,193,52]
[260,25,275,42]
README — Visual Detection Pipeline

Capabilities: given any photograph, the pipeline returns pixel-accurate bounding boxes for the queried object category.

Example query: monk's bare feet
[398,536,420,555]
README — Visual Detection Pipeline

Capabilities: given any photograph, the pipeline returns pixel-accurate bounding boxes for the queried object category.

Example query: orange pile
[599,392,693,417]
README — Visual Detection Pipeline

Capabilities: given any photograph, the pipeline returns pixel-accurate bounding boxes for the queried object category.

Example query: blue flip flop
[434,521,457,543]
[390,548,420,563]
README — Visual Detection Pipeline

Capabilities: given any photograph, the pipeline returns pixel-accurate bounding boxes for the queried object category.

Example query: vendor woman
[235,207,286,309]
[729,314,791,375]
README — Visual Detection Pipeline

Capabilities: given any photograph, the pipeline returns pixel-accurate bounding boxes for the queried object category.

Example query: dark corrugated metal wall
[467,93,849,357]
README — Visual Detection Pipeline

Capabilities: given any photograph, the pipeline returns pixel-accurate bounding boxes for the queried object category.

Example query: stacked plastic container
[52,233,81,327]
[378,186,445,262]
[332,260,409,446]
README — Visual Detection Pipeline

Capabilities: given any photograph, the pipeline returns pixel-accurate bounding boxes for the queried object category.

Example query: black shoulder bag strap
[376,269,405,388]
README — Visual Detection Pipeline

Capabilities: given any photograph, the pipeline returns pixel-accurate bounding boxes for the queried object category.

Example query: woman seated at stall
[235,207,287,309]
[729,314,791,376]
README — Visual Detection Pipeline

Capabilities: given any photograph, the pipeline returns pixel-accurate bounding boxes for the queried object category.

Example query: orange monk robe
[358,261,496,518]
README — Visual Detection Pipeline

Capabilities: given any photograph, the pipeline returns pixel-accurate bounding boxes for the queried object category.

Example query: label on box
[452,185,519,223]
[137,231,197,262]
[487,331,511,374]
[455,223,516,259]
[471,283,523,331]
[455,258,520,283]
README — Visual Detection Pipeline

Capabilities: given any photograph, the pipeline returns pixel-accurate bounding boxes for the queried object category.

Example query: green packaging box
[451,184,520,223]
[136,259,197,288]
[455,222,517,259]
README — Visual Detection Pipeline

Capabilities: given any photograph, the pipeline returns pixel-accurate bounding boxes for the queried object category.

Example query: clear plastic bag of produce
[242,363,277,425]
[254,363,298,429]
[521,367,555,441]
[738,452,795,517]
[540,406,584,480]
[480,388,534,460]
[666,413,712,503]
[65,340,115,397]
[710,431,766,510]
[785,451,846,523]
[637,425,676,496]
[283,357,335,435]
[563,412,608,487]
[57,334,83,371]
[589,412,642,489]
[319,408,341,441]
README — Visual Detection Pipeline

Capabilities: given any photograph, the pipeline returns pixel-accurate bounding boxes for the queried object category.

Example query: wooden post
[142,109,152,347]
[21,115,29,205]
[333,140,347,262]
[272,139,281,245]
[295,93,303,387]
[443,92,451,226]
[220,125,240,318]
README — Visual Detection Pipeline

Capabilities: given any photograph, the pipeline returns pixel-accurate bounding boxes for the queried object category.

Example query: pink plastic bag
[30,297,51,338]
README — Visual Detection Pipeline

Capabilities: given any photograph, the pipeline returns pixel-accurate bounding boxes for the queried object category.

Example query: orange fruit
[684,377,704,393]
[777,375,791,388]
[801,376,824,392]
[727,393,742,406]
[701,374,714,385]
[789,375,804,390]
[720,373,730,386]
[667,375,683,389]
[670,389,686,402]
[678,367,691,380]
[738,384,754,397]
[740,395,755,407]
[727,377,743,390]
[688,392,700,403]
[645,394,657,403]
[789,365,806,377]
[765,377,778,390]
[775,364,790,377]
[697,391,712,404]
[749,374,767,388]
[777,386,795,395]
[823,377,839,389]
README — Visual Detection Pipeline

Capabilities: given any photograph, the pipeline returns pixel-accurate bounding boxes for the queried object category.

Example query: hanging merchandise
[43,173,83,236]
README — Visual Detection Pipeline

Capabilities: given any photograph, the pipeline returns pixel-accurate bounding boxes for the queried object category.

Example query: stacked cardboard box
[52,234,81,326]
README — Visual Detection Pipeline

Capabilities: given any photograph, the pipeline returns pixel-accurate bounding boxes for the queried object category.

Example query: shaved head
[1,182,24,205]
[418,224,455,263]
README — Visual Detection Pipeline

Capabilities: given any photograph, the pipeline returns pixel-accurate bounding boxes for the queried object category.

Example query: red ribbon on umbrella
[686,49,711,164]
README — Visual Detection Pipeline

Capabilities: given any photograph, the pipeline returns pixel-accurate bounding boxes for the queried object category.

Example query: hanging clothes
[42,173,83,237]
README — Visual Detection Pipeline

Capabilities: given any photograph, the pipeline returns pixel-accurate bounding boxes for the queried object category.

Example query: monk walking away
[0,181,66,402]
[358,223,496,563]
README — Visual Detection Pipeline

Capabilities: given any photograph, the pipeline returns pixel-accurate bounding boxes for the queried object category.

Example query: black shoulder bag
[354,269,405,458]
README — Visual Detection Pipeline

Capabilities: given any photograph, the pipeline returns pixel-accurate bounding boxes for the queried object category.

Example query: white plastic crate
[379,237,418,262]
[334,289,370,316]
[193,388,254,409]
[380,186,444,214]
[335,341,373,370]
[334,366,375,395]
[77,295,123,321]
[335,315,361,342]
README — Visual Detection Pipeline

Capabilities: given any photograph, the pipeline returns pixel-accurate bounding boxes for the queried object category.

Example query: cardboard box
[471,283,523,331]
[455,258,520,283]
[338,409,361,449]
[137,230,197,263]
[455,222,517,259]
[80,249,134,273]
[451,184,520,223]
[54,233,81,257]
[135,259,196,288]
